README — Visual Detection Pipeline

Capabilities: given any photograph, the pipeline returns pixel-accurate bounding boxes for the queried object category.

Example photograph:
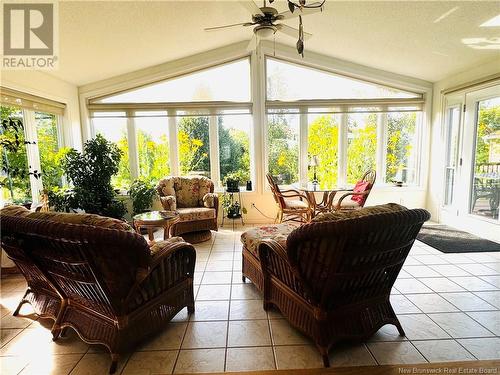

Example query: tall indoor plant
[128,178,158,216]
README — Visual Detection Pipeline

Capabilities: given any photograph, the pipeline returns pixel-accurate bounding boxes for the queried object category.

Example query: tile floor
[1,222,500,374]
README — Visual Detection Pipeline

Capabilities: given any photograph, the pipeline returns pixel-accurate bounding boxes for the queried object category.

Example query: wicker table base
[180,230,212,244]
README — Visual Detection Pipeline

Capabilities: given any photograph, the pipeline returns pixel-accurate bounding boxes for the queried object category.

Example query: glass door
[443,104,462,208]
[469,95,500,221]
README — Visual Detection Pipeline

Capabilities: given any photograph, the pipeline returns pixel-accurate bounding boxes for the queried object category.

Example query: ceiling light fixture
[254,25,277,38]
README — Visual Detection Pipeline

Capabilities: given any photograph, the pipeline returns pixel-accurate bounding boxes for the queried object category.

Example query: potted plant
[221,193,247,219]
[49,134,127,219]
[128,178,158,216]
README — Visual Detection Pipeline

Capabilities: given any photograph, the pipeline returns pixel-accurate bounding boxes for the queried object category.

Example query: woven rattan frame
[258,208,430,367]
[1,214,196,374]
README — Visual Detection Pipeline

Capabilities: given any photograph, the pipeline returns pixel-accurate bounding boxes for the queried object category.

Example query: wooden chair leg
[242,275,246,283]
[109,353,119,374]
[316,344,330,367]
[13,290,30,316]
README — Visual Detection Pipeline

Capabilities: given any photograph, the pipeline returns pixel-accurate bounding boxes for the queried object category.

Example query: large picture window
[347,113,377,184]
[177,114,211,177]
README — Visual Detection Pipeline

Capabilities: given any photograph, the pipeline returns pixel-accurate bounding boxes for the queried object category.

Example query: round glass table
[133,210,180,244]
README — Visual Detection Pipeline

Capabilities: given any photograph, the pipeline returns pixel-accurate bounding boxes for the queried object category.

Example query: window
[347,113,377,184]
[308,111,340,188]
[267,58,421,101]
[94,59,251,104]
[35,111,65,190]
[386,112,418,184]
[267,110,299,185]
[92,112,131,189]
[177,114,211,177]
[134,112,170,181]
[218,111,251,185]
[0,106,31,203]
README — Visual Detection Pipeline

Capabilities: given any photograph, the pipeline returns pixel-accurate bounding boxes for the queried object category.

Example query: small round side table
[133,211,180,244]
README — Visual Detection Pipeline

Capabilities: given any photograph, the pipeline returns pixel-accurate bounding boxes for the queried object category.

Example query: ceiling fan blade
[246,34,258,52]
[205,22,254,31]
[276,5,324,20]
[239,0,264,16]
[276,24,312,40]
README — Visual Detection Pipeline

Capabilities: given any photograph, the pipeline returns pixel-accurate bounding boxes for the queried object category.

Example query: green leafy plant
[221,193,247,218]
[50,134,127,219]
[128,178,158,216]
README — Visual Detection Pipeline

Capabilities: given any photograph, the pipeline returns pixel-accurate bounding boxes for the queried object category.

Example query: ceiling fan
[204,0,326,56]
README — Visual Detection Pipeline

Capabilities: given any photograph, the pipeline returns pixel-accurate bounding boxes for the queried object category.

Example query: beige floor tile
[394,279,433,294]
[121,350,177,374]
[205,260,233,272]
[390,295,421,314]
[467,311,500,335]
[1,313,37,329]
[367,341,427,365]
[231,271,245,284]
[232,260,242,271]
[230,284,262,300]
[480,275,500,288]
[138,323,187,351]
[412,255,449,265]
[208,252,234,261]
[227,320,271,347]
[440,292,496,311]
[172,308,190,323]
[329,344,377,367]
[428,312,494,338]
[406,293,459,313]
[174,348,225,374]
[196,285,231,301]
[369,324,407,342]
[458,337,500,360]
[457,263,498,276]
[270,319,311,345]
[274,345,323,369]
[403,266,441,278]
[0,356,30,375]
[201,272,232,285]
[69,352,129,375]
[182,321,227,349]
[412,339,476,362]
[229,300,267,320]
[397,314,450,340]
[1,328,23,348]
[20,353,83,375]
[225,347,275,371]
[419,277,466,293]
[449,276,498,292]
[429,264,471,277]
[475,291,500,309]
[1,291,27,311]
[190,301,229,321]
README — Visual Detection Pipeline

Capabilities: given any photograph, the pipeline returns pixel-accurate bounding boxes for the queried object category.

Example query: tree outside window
[386,112,417,184]
[347,113,377,184]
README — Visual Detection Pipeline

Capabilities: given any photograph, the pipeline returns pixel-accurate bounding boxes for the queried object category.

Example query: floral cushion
[0,205,32,218]
[158,177,177,197]
[160,195,177,211]
[203,193,217,208]
[177,207,216,222]
[26,211,134,232]
[312,203,407,222]
[149,237,184,257]
[175,176,213,208]
[241,223,299,258]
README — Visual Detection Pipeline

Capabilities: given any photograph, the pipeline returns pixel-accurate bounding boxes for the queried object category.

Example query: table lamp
[309,155,319,185]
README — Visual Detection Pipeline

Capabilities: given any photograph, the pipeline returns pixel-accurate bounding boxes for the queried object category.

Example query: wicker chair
[257,205,430,366]
[333,169,376,211]
[266,173,313,223]
[0,206,196,374]
[157,176,219,243]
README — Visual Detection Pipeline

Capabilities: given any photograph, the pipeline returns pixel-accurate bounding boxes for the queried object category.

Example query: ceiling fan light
[254,25,276,38]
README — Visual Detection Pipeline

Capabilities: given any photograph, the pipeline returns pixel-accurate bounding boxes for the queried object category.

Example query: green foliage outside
[178,116,210,176]
[386,112,416,183]
[347,115,377,184]
[475,104,500,166]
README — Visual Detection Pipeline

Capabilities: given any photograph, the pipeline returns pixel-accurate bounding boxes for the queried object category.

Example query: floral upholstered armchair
[157,176,219,243]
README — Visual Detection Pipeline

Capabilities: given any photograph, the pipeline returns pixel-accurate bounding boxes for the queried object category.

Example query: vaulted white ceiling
[53,1,500,86]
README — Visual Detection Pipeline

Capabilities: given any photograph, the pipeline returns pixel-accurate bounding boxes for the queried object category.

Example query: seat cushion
[285,199,309,209]
[312,203,407,222]
[25,211,134,231]
[177,207,216,222]
[336,198,361,210]
[241,223,298,258]
[0,205,32,218]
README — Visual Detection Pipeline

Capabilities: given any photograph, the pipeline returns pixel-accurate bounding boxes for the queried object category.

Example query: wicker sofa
[0,205,196,373]
[157,176,219,243]
[241,203,430,365]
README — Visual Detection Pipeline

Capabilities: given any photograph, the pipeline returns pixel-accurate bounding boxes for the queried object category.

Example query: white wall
[1,70,82,151]
[427,58,500,241]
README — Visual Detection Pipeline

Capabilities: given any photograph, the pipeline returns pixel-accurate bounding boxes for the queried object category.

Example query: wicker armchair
[334,169,376,211]
[157,176,218,243]
[257,205,430,366]
[266,173,313,223]
[0,206,196,374]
